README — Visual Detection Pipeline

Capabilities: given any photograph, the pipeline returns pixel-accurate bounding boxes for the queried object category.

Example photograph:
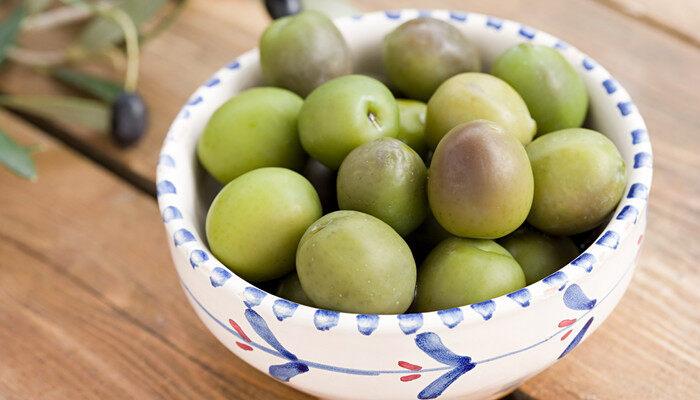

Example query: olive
[492,43,588,135]
[298,75,399,169]
[396,99,428,156]
[264,0,302,19]
[425,72,536,148]
[111,91,148,147]
[197,87,304,184]
[260,11,352,97]
[383,17,481,101]
[296,210,416,314]
[206,168,322,282]
[428,120,534,239]
[276,272,314,306]
[415,237,526,312]
[303,158,338,213]
[337,138,428,236]
[500,228,579,284]
[526,128,626,235]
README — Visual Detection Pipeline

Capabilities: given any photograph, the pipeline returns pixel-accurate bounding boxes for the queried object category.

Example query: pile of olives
[198,12,627,314]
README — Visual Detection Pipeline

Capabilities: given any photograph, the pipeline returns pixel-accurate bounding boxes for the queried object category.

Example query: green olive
[425,72,536,148]
[296,210,416,314]
[428,120,534,239]
[500,228,579,284]
[197,87,304,184]
[337,138,428,236]
[383,17,481,101]
[526,128,626,235]
[276,273,314,306]
[415,238,526,312]
[491,43,588,135]
[206,168,322,282]
[260,11,352,97]
[397,99,428,156]
[298,75,400,169]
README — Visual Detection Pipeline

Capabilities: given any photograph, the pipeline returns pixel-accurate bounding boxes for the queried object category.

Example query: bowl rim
[156,9,653,328]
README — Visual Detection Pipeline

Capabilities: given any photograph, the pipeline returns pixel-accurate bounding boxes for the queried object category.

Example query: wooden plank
[0,111,311,400]
[0,0,698,398]
[594,0,700,47]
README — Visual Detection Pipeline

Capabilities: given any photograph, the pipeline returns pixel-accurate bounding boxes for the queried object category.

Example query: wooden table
[1,1,698,398]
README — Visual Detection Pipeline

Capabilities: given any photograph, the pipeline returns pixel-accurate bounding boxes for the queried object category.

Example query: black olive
[264,0,302,19]
[111,91,148,147]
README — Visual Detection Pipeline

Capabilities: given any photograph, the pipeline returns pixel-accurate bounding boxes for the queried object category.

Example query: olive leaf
[0,127,37,180]
[78,0,168,53]
[0,4,26,65]
[0,95,110,132]
[52,67,123,103]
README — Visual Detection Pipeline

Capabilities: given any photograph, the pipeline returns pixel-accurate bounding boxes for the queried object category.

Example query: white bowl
[156,9,653,400]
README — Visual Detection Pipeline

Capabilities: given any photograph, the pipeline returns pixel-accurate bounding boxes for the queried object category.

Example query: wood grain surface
[1,0,699,399]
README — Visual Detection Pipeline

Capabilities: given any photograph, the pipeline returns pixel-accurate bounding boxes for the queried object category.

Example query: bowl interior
[158,9,652,318]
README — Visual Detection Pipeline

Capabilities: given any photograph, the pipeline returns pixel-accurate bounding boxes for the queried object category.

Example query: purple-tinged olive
[110,91,148,147]
[428,120,534,239]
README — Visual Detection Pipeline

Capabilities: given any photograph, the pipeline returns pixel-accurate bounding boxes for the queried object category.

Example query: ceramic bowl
[156,9,653,400]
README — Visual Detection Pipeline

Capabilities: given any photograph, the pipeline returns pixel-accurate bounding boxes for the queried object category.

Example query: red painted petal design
[400,374,421,382]
[398,361,422,371]
[229,319,252,342]
[236,341,253,351]
[561,330,573,341]
[558,319,576,327]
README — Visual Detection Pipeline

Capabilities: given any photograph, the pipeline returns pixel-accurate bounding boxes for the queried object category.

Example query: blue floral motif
[314,309,340,331]
[507,288,531,307]
[627,183,649,199]
[415,333,476,399]
[209,267,231,287]
[173,229,195,246]
[596,231,620,249]
[385,10,401,19]
[558,317,594,359]
[189,249,208,268]
[161,206,182,222]
[205,77,221,87]
[543,271,568,290]
[470,300,495,320]
[633,152,652,168]
[631,129,648,144]
[187,95,203,106]
[156,180,176,196]
[227,60,240,69]
[518,26,535,39]
[437,308,463,329]
[582,58,595,70]
[158,154,176,167]
[245,309,309,381]
[244,287,266,308]
[398,313,423,334]
[616,205,639,222]
[356,314,379,336]
[563,284,596,310]
[449,11,467,22]
[602,79,617,94]
[617,101,633,116]
[486,17,503,29]
[272,299,298,321]
[571,252,596,272]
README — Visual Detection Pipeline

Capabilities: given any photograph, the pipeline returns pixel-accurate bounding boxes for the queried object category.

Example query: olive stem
[59,0,140,91]
[100,7,140,92]
[140,0,189,44]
